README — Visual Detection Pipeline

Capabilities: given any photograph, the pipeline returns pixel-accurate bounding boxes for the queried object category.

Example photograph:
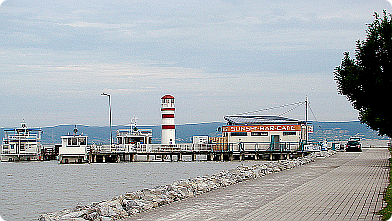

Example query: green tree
[334,11,392,137]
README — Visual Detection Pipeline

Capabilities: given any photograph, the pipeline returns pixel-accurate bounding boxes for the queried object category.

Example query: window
[79,137,86,145]
[283,132,296,136]
[163,99,173,103]
[231,132,247,136]
[20,143,25,151]
[72,138,78,145]
[251,132,268,136]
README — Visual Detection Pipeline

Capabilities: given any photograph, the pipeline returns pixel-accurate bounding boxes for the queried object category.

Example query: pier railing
[226,142,301,152]
[135,143,213,152]
[90,144,109,153]
[5,134,40,141]
[88,141,307,154]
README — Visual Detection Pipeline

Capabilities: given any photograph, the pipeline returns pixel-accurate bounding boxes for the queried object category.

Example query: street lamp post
[101,93,112,147]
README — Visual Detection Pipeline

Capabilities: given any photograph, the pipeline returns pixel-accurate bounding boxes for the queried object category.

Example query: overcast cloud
[0,0,390,127]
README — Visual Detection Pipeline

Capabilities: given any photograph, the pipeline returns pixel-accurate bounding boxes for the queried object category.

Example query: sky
[0,0,391,128]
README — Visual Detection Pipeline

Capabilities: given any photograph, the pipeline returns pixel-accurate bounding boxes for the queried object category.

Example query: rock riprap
[39,151,334,221]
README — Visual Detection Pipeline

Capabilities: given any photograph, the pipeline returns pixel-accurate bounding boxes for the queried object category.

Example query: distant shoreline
[1,121,388,145]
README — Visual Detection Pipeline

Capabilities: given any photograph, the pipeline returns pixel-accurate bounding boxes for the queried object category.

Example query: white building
[222,115,311,151]
[193,136,209,144]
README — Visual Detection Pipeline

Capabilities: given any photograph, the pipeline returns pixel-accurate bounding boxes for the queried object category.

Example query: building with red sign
[222,115,312,151]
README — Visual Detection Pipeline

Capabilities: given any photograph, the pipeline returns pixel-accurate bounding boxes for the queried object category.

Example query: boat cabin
[1,122,42,162]
[116,128,152,152]
[58,127,89,164]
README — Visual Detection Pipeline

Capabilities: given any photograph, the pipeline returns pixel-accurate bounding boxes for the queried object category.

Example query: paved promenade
[128,148,390,221]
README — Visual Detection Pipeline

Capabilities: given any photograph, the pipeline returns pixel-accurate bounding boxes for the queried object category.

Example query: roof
[61,134,88,138]
[161,94,175,99]
[224,115,300,125]
[4,128,42,132]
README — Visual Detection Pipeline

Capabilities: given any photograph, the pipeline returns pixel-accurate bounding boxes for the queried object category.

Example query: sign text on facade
[222,125,301,132]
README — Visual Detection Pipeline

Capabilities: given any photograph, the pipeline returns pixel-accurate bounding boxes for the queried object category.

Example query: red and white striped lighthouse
[161,95,175,145]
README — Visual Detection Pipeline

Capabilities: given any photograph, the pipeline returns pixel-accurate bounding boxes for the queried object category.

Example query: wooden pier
[82,142,315,163]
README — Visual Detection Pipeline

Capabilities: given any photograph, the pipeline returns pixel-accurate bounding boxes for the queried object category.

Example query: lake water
[0,160,260,221]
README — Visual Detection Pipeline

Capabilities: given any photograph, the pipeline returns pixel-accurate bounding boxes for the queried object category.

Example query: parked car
[346,140,362,152]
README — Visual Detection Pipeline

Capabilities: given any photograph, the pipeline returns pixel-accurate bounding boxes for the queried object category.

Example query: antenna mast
[305,95,308,143]
[130,116,137,133]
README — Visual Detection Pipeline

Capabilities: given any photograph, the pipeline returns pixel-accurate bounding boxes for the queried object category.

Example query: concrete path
[128,148,390,221]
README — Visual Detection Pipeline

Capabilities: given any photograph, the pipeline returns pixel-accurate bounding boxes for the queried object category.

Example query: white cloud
[1,0,388,127]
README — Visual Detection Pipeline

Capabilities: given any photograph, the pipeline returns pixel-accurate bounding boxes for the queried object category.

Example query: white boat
[1,122,42,162]
[114,117,152,152]
[115,127,152,152]
[58,127,89,164]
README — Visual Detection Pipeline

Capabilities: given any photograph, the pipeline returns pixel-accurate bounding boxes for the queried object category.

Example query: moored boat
[115,127,152,152]
[58,126,89,164]
[1,122,42,162]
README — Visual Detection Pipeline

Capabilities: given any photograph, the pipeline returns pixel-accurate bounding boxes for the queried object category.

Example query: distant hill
[0,121,388,145]
[0,122,224,145]
[175,122,223,143]
[310,121,388,141]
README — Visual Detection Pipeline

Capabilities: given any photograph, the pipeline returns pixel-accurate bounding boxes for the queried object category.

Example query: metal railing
[1,143,41,154]
[227,142,302,152]
[135,143,213,152]
[6,134,40,140]
[87,141,306,154]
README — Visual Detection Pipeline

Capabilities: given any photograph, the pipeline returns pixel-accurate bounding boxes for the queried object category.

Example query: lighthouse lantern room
[161,95,175,145]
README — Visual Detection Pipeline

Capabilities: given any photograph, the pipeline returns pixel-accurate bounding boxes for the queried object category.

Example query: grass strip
[379,148,392,221]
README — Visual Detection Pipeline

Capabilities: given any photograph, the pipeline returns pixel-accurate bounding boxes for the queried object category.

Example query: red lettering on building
[222,125,301,132]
